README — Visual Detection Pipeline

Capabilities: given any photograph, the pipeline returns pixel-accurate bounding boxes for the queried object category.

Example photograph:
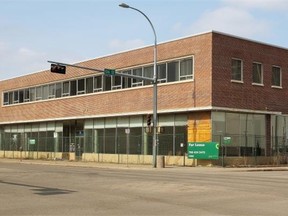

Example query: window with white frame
[30,88,35,101]
[13,91,19,104]
[42,85,49,100]
[144,66,153,85]
[180,58,193,80]
[36,86,42,100]
[24,88,30,102]
[252,62,263,84]
[94,76,103,92]
[167,61,179,82]
[62,81,70,97]
[70,80,77,96]
[2,56,194,106]
[122,70,132,89]
[112,76,122,90]
[132,68,143,87]
[157,63,167,83]
[77,79,85,95]
[55,83,62,98]
[231,58,243,81]
[272,66,281,87]
[86,77,93,93]
[19,90,24,103]
[3,92,9,105]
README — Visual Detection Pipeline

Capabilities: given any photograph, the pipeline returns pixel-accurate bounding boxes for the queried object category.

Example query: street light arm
[127,6,157,46]
[119,3,157,47]
[119,3,158,168]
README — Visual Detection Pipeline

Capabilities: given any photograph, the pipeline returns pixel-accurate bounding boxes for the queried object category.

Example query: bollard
[157,155,165,168]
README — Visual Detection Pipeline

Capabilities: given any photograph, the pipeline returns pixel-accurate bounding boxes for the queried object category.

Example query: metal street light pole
[119,3,158,168]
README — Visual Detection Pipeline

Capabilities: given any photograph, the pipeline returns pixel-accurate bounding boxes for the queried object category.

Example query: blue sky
[1,0,288,80]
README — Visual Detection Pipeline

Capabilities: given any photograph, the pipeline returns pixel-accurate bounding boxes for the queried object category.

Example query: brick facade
[0,32,212,123]
[212,33,288,113]
[1,31,288,125]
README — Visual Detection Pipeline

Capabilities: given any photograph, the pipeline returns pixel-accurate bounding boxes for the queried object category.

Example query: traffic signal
[147,114,152,127]
[50,64,66,74]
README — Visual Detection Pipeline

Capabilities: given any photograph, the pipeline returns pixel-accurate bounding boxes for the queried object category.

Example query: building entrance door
[75,136,84,160]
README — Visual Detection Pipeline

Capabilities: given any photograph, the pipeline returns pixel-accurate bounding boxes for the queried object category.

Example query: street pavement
[1,158,288,216]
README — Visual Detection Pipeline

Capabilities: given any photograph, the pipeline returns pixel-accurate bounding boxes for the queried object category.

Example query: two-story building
[1,31,288,165]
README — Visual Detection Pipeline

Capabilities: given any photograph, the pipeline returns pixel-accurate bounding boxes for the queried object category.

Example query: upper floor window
[94,76,103,92]
[77,79,85,95]
[272,66,281,87]
[231,58,243,81]
[252,62,263,85]
[36,86,42,100]
[180,58,193,80]
[132,68,143,87]
[157,64,167,83]
[2,56,193,106]
[3,92,9,105]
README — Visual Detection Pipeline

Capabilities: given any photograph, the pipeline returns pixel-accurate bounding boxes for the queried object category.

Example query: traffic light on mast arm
[50,64,66,74]
[147,114,152,127]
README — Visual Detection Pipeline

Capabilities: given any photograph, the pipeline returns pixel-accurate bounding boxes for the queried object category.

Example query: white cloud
[0,43,48,80]
[221,0,288,11]
[183,6,271,38]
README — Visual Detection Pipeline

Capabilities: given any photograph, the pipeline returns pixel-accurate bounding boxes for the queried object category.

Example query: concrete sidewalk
[1,158,288,172]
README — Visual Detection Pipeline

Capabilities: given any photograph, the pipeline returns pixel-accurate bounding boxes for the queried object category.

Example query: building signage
[29,139,36,145]
[223,137,231,145]
[187,142,219,159]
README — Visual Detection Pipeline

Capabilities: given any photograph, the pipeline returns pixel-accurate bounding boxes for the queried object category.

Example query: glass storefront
[0,113,188,157]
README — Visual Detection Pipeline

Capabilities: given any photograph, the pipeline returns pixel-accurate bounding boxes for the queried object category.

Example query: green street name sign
[187,142,219,159]
[104,68,116,76]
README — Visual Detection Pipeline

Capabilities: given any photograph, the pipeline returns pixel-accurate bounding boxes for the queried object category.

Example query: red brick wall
[212,32,288,114]
[0,32,213,123]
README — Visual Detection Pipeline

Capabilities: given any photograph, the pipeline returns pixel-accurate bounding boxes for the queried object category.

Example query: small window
[77,79,85,95]
[94,76,103,92]
[103,76,111,91]
[132,68,143,87]
[144,66,153,85]
[112,76,122,90]
[252,62,263,84]
[70,80,77,96]
[3,92,9,105]
[42,85,49,100]
[167,61,179,82]
[272,66,281,87]
[86,77,93,93]
[231,59,243,81]
[62,81,70,97]
[30,88,36,101]
[49,84,56,98]
[180,58,193,80]
[122,70,132,89]
[36,86,42,100]
[19,90,24,103]
[9,92,13,104]
[55,83,62,98]
[157,64,167,83]
[13,91,19,104]
[24,89,30,102]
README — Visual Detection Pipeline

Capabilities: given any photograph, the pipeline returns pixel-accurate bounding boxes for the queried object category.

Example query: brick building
[1,31,288,164]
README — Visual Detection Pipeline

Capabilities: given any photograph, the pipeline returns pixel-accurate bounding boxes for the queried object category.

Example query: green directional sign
[104,68,116,75]
[187,142,219,159]
[223,136,231,145]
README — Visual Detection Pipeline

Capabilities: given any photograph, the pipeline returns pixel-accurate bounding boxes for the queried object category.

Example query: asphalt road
[0,160,288,216]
